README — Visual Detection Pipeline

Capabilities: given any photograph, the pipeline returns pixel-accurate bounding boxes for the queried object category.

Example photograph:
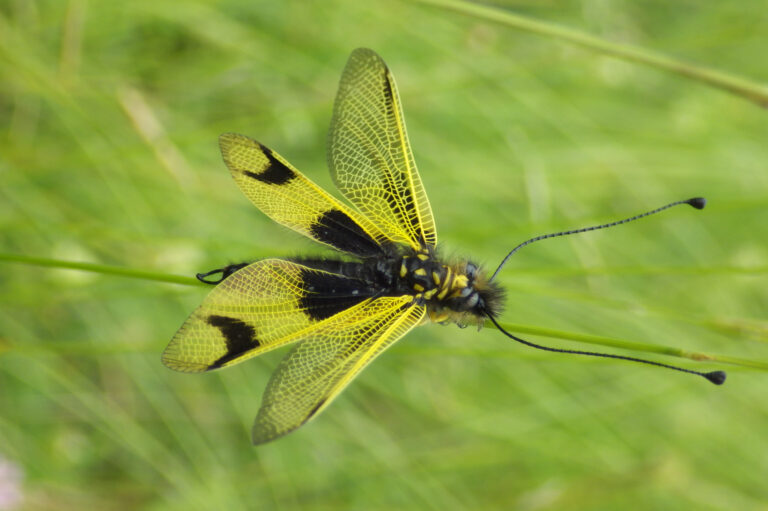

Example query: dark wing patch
[297,266,378,321]
[242,144,297,185]
[308,208,387,258]
[220,133,398,258]
[206,315,262,369]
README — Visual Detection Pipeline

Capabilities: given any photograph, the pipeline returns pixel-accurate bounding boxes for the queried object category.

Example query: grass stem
[416,0,768,107]
[0,252,201,286]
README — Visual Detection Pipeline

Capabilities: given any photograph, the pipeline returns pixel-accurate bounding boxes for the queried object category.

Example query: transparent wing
[327,48,437,251]
[252,298,425,444]
[163,259,394,372]
[220,133,394,258]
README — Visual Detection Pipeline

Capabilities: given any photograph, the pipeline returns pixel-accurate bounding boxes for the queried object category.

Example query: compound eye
[466,263,477,278]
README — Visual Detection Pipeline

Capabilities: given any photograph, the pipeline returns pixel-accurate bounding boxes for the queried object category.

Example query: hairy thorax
[395,248,505,326]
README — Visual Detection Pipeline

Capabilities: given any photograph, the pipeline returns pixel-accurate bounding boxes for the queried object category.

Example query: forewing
[252,298,425,444]
[220,133,393,258]
[328,48,437,251]
[163,259,386,372]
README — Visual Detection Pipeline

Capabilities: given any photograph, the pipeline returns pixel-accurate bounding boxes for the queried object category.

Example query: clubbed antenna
[485,196,724,385]
[485,313,726,385]
[489,197,706,282]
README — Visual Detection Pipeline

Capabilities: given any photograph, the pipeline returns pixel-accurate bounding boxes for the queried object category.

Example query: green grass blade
[0,253,201,286]
[415,0,768,107]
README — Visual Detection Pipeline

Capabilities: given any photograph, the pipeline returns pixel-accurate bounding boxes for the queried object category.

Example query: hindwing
[328,48,437,250]
[252,297,425,444]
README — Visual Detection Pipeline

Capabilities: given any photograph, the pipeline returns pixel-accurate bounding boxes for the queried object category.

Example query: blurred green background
[1,1,767,509]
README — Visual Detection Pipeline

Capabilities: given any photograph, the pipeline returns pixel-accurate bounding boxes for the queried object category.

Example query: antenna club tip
[704,370,726,385]
[687,197,707,210]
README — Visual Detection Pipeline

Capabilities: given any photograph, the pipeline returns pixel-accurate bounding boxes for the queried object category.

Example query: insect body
[164,48,724,445]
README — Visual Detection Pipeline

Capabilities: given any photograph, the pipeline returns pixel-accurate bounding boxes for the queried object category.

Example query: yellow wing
[252,298,425,444]
[162,259,411,372]
[327,48,437,251]
[219,133,394,258]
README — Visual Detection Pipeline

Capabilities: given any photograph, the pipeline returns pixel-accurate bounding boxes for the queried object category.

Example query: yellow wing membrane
[220,133,392,258]
[252,298,425,444]
[328,48,437,250]
[163,259,410,372]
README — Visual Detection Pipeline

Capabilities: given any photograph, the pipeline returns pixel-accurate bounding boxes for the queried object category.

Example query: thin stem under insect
[0,252,201,286]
